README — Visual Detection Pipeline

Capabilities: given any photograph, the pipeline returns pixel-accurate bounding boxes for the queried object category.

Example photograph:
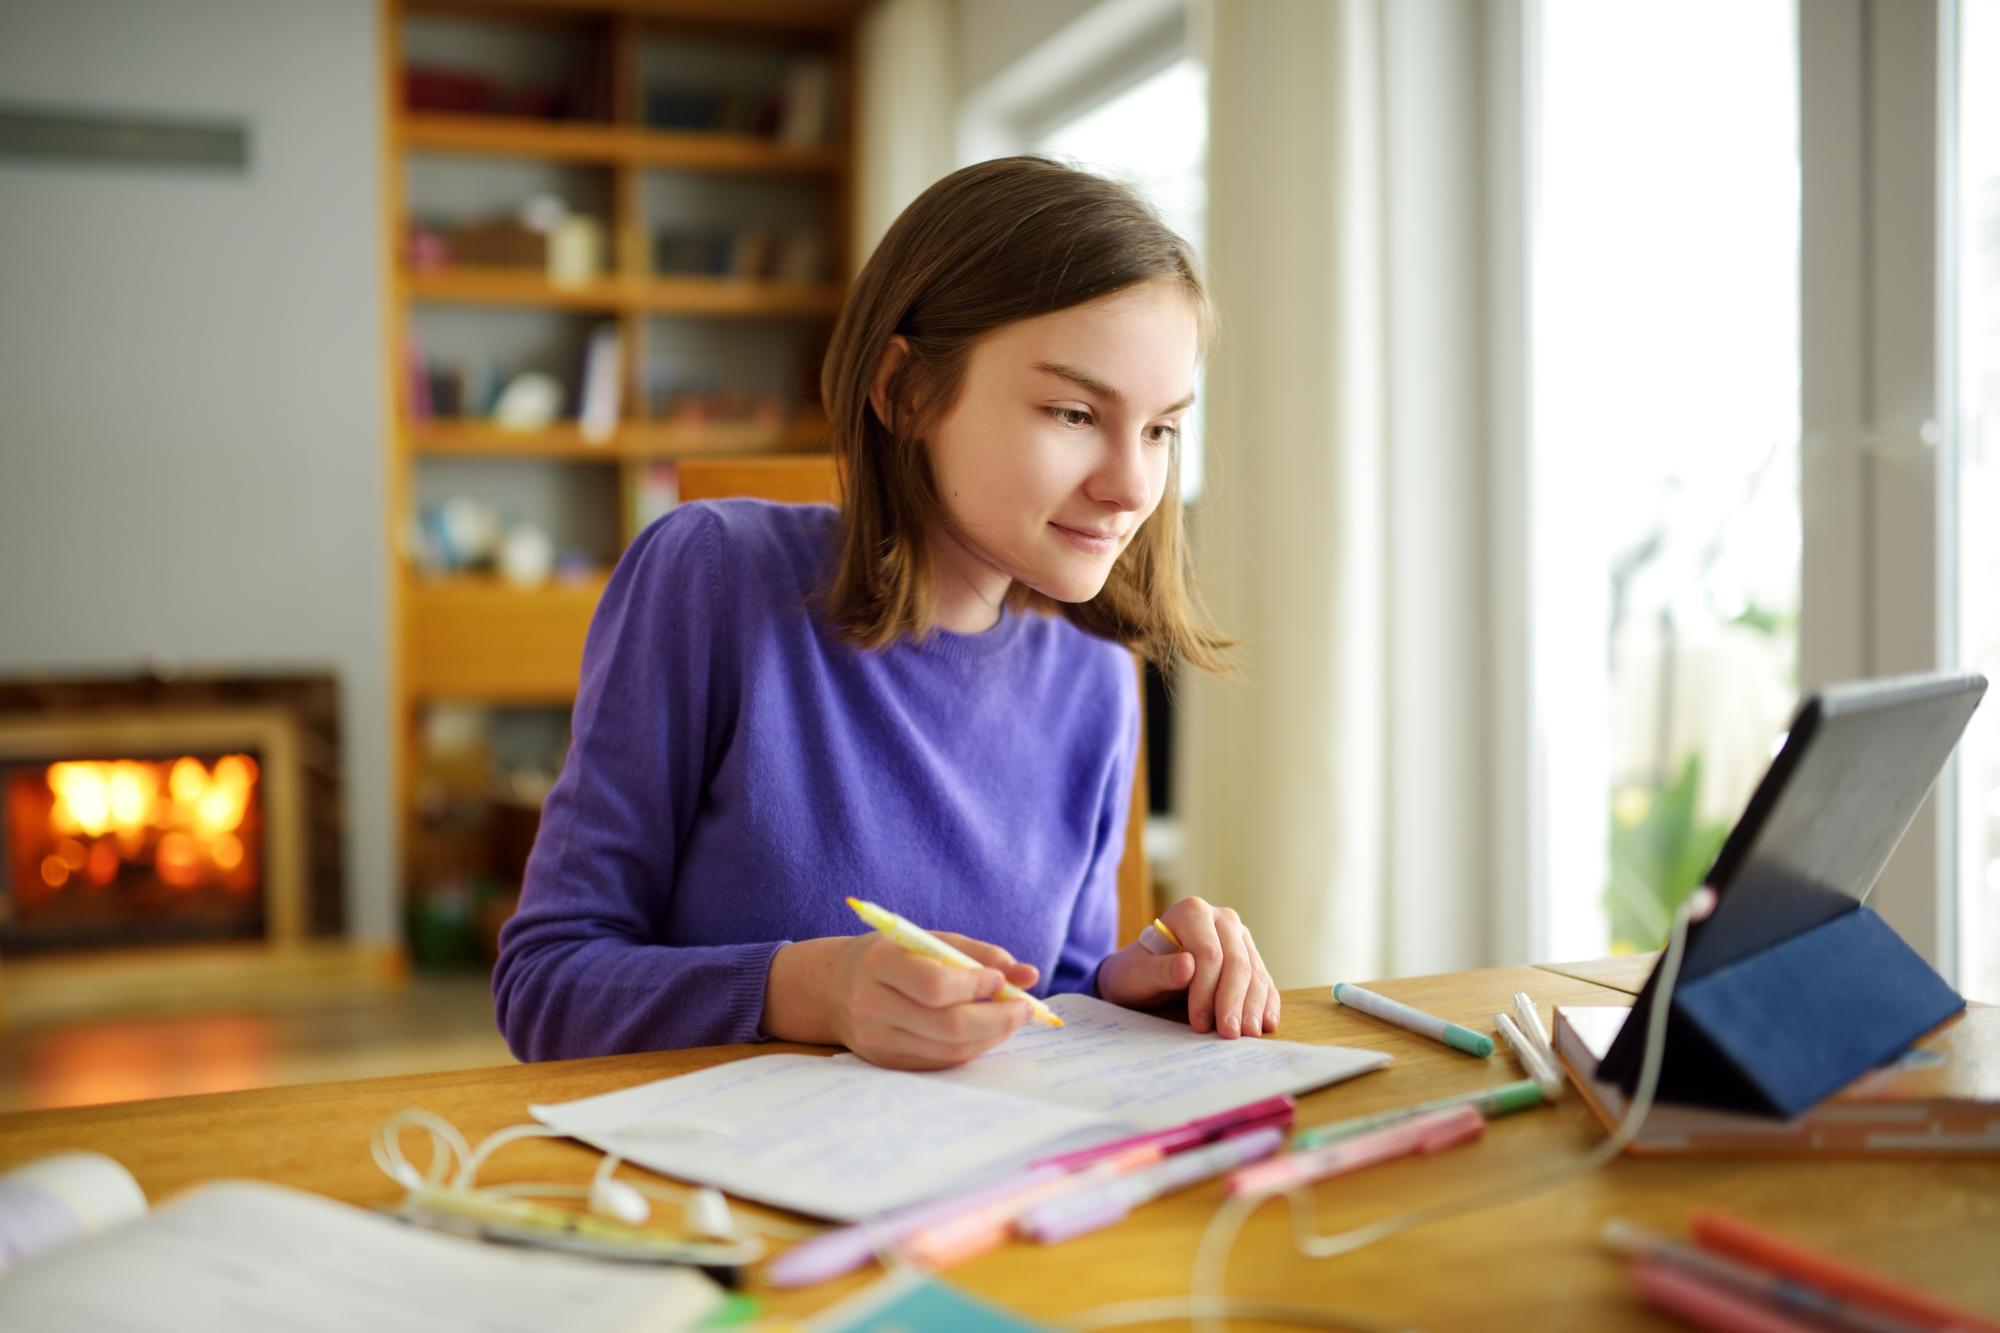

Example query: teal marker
[1331,981,1495,1057]
[1291,1079,1545,1151]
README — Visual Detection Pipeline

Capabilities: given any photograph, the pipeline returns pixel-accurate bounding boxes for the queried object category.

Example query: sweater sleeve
[1047,657,1141,998]
[492,507,783,1060]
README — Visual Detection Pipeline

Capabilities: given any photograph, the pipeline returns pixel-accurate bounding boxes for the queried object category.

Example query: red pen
[1030,1095,1297,1174]
[1691,1213,2000,1333]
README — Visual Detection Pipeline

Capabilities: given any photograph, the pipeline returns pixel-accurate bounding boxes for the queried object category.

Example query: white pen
[1494,1012,1564,1099]
[1511,991,1560,1065]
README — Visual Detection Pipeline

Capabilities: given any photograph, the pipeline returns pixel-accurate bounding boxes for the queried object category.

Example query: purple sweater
[492,499,1139,1060]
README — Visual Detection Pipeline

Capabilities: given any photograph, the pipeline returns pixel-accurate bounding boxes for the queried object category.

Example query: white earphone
[370,1108,803,1267]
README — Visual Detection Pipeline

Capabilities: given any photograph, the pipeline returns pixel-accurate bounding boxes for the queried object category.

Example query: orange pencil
[1690,1213,2000,1333]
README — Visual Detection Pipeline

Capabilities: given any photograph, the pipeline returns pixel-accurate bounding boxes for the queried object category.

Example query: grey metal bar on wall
[0,103,248,171]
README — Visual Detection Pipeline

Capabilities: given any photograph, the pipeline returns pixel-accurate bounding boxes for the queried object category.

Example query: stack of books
[641,55,832,143]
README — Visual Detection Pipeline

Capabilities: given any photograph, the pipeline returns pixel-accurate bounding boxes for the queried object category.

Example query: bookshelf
[378,0,861,951]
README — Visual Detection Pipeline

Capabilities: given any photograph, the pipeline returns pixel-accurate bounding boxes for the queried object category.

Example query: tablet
[1596,670,1987,1096]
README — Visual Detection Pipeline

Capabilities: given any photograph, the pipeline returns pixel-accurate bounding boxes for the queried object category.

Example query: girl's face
[912,279,1198,627]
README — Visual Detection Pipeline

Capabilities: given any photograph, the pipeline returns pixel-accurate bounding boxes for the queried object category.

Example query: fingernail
[1221,1015,1240,1038]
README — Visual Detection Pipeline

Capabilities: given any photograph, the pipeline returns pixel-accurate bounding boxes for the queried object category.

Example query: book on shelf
[0,1152,721,1331]
[403,325,432,422]
[777,55,832,147]
[629,461,678,534]
[1554,1002,2000,1155]
[403,38,613,124]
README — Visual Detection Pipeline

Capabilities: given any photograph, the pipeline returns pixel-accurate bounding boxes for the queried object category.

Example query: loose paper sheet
[534,994,1387,1220]
[533,1055,1113,1221]
[900,993,1390,1128]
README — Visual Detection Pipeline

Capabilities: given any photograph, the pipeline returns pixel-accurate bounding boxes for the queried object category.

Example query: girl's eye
[1045,406,1181,447]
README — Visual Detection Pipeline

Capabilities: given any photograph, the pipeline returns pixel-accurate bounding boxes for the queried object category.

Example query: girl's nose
[1087,435,1152,511]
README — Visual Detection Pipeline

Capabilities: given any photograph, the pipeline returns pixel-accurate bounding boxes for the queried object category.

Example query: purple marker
[764,1165,1067,1288]
[1017,1127,1286,1244]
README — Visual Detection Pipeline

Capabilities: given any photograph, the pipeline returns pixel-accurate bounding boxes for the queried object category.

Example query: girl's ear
[867,335,913,434]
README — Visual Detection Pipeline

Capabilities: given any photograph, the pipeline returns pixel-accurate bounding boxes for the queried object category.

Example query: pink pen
[1628,1259,1820,1333]
[1225,1104,1485,1197]
[1031,1095,1297,1174]
[901,1144,1164,1270]
[764,1164,1067,1288]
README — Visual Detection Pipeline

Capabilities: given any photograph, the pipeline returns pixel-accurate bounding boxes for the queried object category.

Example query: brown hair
[817,155,1233,673]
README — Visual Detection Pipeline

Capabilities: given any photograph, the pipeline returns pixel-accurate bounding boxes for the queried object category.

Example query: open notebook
[0,1164,721,1333]
[532,993,1389,1221]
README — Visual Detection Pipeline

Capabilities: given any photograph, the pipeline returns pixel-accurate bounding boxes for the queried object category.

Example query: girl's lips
[1050,521,1120,554]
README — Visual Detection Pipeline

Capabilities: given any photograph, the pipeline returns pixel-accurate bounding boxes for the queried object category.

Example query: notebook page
[0,1152,147,1273]
[899,993,1391,1129]
[0,1179,718,1333]
[531,1053,1118,1221]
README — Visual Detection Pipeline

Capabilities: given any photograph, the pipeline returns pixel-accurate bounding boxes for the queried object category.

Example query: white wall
[0,0,393,942]
[956,0,1101,98]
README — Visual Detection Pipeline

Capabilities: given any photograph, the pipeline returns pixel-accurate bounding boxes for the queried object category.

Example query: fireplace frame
[0,706,309,950]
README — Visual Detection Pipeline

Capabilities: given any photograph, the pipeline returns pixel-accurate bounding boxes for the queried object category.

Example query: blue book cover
[806,1270,1050,1333]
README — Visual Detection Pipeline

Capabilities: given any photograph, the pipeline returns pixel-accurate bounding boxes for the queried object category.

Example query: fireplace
[0,673,393,1025]
[1,710,303,954]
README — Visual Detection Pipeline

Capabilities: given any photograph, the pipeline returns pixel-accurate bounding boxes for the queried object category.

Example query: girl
[494,157,1279,1071]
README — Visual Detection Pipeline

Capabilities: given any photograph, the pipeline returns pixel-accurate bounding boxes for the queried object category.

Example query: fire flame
[36,755,259,892]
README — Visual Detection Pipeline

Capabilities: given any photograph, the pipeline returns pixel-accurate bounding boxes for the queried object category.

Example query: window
[1955,0,2000,1001]
[1031,56,1208,499]
[1531,1,1801,957]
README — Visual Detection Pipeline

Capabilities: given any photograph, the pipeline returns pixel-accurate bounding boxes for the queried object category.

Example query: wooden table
[1,961,1994,1331]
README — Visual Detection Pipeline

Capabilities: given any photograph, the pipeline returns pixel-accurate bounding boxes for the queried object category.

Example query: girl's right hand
[828,931,1041,1070]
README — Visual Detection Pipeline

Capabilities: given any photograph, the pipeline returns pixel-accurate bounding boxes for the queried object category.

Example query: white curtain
[1179,0,1505,988]
[851,0,957,271]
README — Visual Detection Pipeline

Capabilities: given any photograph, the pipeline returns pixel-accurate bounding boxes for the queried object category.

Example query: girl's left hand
[1095,896,1280,1038]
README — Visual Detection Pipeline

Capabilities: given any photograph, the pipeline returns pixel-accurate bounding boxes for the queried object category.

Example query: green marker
[1291,1078,1546,1150]
[697,1293,763,1328]
[1331,981,1496,1057]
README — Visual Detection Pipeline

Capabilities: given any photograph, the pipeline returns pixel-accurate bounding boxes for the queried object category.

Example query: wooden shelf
[403,0,862,32]
[404,573,611,703]
[383,0,862,900]
[400,112,848,174]
[407,416,825,458]
[640,275,843,316]
[405,267,843,316]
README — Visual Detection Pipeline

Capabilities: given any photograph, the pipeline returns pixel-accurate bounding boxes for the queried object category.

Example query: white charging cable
[1061,887,1713,1333]
[368,1108,814,1265]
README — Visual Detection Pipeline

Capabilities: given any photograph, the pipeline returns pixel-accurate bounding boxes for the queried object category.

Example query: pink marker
[1225,1104,1485,1198]
[1031,1095,1296,1174]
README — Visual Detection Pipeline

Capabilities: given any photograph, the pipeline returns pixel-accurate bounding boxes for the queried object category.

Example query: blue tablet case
[1598,673,1984,1120]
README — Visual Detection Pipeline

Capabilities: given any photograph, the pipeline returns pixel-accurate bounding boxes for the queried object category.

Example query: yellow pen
[845,896,1064,1028]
